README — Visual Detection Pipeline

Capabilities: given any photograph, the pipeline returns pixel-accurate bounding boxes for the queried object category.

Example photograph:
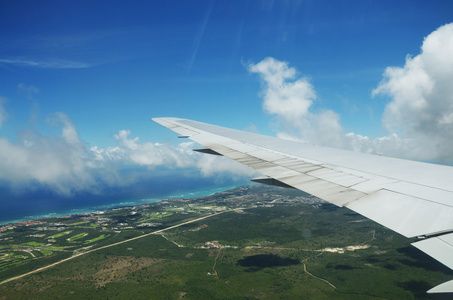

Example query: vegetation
[48,231,73,239]
[0,185,451,299]
[21,242,44,247]
[67,232,88,242]
[84,234,109,245]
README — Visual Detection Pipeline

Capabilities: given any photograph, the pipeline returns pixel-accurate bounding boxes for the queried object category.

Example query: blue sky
[1,0,453,198]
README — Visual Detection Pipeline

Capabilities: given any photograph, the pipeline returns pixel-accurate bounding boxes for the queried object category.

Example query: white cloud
[249,23,453,163]
[0,112,95,195]
[248,57,347,148]
[248,57,315,128]
[92,130,198,169]
[373,23,453,162]
[93,129,254,178]
[0,99,252,195]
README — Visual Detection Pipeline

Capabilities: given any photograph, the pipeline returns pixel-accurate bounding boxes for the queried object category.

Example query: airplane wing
[153,117,453,293]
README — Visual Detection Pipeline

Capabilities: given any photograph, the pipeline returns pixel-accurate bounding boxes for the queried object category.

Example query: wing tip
[427,279,453,294]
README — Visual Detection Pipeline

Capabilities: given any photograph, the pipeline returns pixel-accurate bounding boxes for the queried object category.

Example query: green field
[39,250,52,256]
[49,231,73,239]
[84,234,110,245]
[67,233,88,242]
[21,242,44,247]
[138,212,173,223]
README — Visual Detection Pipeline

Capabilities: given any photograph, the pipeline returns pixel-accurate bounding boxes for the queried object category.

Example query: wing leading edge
[153,117,453,293]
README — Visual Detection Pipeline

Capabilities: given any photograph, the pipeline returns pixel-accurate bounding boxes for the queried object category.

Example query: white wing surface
[153,117,453,293]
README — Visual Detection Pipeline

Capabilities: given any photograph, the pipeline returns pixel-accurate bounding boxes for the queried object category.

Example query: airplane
[153,117,453,294]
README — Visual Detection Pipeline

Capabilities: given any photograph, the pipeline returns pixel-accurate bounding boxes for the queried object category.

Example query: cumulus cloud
[0,112,95,195]
[249,23,453,163]
[248,57,315,127]
[248,57,313,128]
[91,131,197,169]
[248,57,348,148]
[0,100,252,196]
[373,23,453,162]
[91,129,255,179]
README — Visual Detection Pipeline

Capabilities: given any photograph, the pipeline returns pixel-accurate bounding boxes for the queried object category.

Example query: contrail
[188,0,214,71]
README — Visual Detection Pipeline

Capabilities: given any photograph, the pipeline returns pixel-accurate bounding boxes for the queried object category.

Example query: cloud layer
[0,107,254,196]
[249,23,453,163]
[0,113,94,195]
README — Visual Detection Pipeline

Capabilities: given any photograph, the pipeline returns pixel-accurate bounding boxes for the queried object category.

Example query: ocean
[0,170,250,226]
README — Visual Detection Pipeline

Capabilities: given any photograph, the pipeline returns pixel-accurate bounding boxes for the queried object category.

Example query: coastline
[0,184,247,226]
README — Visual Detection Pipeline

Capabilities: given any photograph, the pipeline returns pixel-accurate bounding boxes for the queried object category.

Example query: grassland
[48,231,73,239]
[84,234,110,245]
[0,185,451,299]
[67,232,88,242]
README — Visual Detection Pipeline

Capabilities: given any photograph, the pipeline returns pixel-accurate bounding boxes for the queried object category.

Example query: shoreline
[0,184,247,227]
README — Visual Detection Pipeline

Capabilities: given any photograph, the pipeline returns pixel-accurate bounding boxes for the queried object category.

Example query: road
[0,210,231,286]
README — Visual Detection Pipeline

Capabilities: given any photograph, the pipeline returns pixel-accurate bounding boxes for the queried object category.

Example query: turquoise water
[0,184,244,226]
